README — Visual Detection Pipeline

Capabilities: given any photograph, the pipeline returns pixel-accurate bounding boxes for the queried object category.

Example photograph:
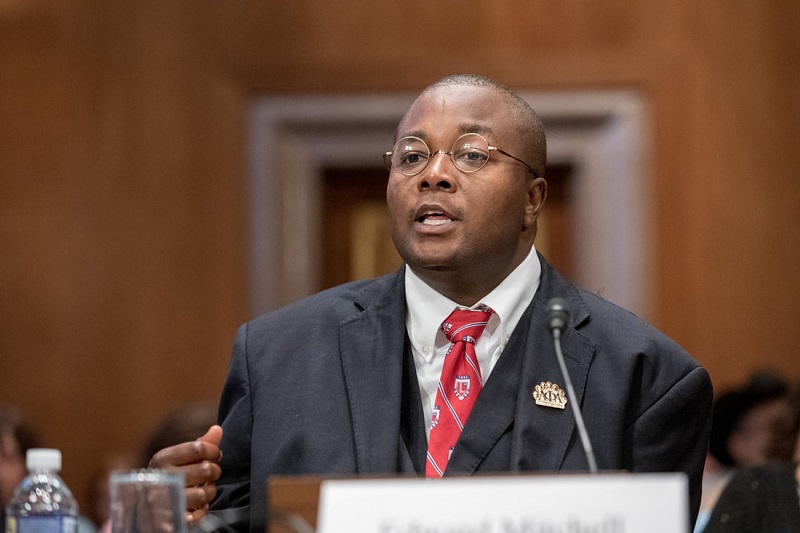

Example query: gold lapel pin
[533,381,568,409]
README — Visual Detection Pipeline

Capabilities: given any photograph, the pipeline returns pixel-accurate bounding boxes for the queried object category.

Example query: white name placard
[316,473,687,533]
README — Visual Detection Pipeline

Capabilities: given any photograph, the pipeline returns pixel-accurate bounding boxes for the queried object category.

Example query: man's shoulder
[540,258,697,364]
[539,257,659,335]
[576,287,655,330]
[571,288,708,386]
[246,269,404,331]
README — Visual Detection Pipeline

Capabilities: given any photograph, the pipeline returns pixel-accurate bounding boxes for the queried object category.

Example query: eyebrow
[458,123,495,137]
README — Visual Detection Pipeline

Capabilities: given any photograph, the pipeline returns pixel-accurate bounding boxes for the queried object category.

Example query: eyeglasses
[383,133,539,178]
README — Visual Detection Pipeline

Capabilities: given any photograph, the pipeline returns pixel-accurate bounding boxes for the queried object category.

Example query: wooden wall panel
[1,0,798,516]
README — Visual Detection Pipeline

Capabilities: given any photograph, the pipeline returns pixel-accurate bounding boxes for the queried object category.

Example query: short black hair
[708,372,788,466]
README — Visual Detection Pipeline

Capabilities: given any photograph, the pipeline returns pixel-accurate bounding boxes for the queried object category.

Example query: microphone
[545,297,570,333]
[545,298,598,474]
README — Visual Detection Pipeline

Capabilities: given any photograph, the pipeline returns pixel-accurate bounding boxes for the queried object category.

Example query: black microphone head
[545,297,570,333]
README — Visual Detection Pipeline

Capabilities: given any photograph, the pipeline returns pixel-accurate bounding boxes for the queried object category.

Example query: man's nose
[416,151,457,191]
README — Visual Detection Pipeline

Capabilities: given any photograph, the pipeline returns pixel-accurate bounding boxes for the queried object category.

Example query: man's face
[386,85,545,290]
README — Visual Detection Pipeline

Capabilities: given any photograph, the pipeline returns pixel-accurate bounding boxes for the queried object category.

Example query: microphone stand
[551,326,598,474]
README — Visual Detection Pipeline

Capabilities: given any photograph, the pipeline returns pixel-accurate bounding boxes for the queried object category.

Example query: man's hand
[148,425,223,528]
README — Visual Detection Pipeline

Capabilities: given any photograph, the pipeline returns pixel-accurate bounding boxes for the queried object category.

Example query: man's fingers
[185,484,217,512]
[144,425,224,527]
[183,461,222,487]
[198,425,223,449]
[149,439,221,469]
[186,506,209,528]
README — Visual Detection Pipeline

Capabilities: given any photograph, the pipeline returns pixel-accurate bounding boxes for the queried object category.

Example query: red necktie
[426,306,494,478]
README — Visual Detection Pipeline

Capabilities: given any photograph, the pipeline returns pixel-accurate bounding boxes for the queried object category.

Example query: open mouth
[415,204,456,227]
[418,212,452,226]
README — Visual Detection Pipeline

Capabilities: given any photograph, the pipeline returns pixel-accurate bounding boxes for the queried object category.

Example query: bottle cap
[26,448,62,471]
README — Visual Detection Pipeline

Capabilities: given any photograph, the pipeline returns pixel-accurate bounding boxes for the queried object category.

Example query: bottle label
[6,516,77,533]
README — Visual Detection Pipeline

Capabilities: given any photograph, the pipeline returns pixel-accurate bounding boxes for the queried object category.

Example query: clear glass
[109,469,187,533]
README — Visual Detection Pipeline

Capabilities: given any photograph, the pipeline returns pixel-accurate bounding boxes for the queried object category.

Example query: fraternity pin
[533,381,568,409]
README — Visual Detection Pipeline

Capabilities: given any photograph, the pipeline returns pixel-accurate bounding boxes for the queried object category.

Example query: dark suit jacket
[703,461,800,533]
[210,256,712,532]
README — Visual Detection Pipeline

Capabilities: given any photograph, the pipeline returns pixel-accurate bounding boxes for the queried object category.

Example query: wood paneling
[1,0,799,515]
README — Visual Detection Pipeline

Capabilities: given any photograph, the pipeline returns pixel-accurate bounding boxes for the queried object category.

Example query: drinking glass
[110,470,187,533]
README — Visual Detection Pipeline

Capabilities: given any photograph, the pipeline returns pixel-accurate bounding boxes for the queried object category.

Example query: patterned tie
[426,305,494,478]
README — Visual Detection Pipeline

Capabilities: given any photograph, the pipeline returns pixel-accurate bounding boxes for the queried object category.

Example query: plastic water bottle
[4,448,79,533]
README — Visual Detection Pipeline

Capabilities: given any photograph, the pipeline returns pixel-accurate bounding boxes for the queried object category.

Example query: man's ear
[524,177,547,228]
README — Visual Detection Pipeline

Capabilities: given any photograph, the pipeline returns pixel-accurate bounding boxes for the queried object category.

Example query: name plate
[317,473,687,533]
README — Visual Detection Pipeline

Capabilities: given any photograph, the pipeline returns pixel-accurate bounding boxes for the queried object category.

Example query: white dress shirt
[404,245,542,440]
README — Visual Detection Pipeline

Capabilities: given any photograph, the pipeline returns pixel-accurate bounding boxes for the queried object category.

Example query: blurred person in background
[703,380,800,532]
[0,405,38,525]
[695,370,789,531]
[0,405,97,533]
[709,371,789,469]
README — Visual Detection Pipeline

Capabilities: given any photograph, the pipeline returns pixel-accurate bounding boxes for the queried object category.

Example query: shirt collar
[405,245,541,362]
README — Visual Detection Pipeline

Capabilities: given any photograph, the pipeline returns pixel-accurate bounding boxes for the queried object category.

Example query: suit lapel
[338,270,411,474]
[511,295,595,471]
[399,335,427,473]
[511,257,596,472]
[446,256,597,474]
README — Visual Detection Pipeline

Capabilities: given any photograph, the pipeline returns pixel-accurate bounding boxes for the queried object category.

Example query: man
[150,74,713,532]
